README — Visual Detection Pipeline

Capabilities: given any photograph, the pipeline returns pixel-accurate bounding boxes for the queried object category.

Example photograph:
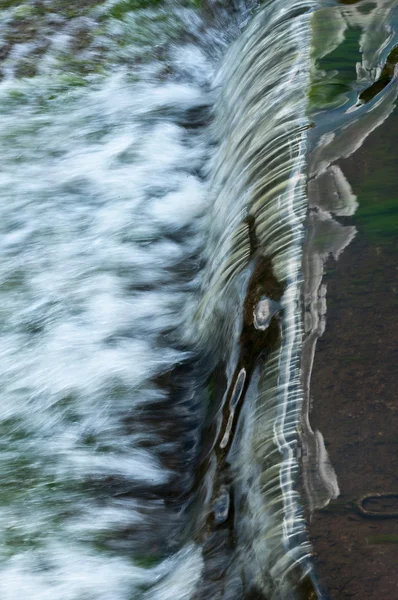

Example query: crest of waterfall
[199,1,314,325]
[193,1,317,598]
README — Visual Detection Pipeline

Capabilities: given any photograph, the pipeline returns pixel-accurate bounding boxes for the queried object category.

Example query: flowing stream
[0,1,397,599]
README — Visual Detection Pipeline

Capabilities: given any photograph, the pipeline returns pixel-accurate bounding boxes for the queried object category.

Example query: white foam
[0,4,212,597]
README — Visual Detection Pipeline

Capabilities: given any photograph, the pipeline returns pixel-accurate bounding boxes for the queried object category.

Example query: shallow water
[0,1,397,599]
[302,1,398,597]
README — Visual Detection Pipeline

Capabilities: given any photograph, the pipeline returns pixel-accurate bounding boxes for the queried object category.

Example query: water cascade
[1,0,397,599]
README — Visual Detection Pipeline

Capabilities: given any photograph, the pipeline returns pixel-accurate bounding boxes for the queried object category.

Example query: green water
[306,3,398,598]
[310,0,398,243]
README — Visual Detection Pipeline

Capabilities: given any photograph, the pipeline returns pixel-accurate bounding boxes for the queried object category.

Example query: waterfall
[194,1,316,598]
[0,2,316,599]
[2,0,396,598]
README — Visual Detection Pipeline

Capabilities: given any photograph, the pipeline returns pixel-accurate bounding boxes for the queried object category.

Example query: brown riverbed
[306,107,398,599]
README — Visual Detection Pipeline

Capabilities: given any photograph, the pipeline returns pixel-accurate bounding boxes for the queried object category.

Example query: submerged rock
[253,297,280,331]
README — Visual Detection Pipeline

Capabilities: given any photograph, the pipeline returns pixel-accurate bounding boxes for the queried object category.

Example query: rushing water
[0,1,397,599]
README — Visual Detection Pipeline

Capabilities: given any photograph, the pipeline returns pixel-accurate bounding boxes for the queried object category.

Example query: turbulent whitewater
[1,0,397,599]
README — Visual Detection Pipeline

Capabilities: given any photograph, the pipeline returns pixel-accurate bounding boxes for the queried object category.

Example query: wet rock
[253,297,280,330]
[213,486,230,524]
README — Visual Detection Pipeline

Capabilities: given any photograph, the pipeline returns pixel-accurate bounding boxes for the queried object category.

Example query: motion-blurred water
[0,1,397,599]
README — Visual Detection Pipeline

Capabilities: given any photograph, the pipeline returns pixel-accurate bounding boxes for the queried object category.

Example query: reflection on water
[301,1,398,596]
[301,0,398,513]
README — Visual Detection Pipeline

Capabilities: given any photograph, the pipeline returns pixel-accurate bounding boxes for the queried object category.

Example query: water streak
[3,0,396,598]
